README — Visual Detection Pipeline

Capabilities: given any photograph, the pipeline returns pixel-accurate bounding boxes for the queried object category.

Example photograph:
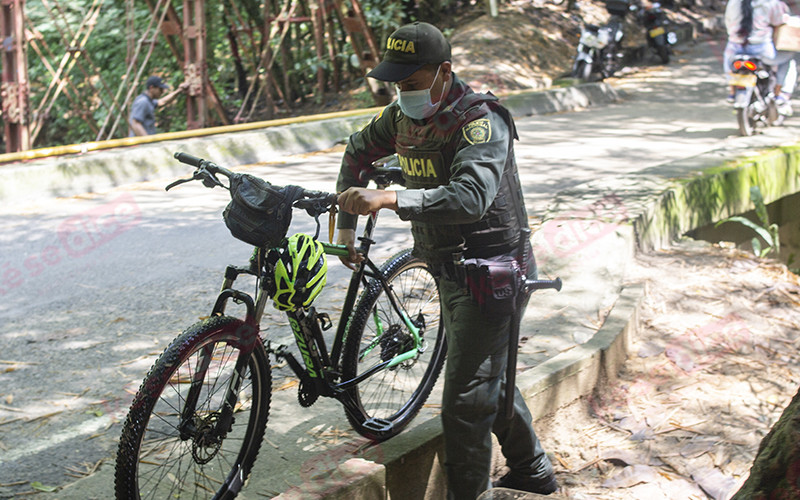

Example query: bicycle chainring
[298,379,319,407]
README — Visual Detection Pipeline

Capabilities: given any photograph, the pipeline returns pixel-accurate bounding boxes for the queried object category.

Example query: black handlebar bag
[223,173,305,247]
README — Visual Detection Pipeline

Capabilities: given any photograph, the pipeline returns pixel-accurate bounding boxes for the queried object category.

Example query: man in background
[129,75,188,136]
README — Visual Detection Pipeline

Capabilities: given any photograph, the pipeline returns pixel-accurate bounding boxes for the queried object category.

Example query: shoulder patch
[462,118,492,145]
[370,106,386,124]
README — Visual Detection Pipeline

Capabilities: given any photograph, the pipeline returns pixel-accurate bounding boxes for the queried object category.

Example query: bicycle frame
[182,191,427,430]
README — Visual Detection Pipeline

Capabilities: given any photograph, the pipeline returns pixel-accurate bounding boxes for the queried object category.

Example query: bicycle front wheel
[341,249,446,441]
[115,315,271,499]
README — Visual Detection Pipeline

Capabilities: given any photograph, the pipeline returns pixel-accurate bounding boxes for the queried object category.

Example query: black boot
[493,471,559,495]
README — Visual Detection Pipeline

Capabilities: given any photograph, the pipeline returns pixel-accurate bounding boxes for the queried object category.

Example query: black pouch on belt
[463,254,524,316]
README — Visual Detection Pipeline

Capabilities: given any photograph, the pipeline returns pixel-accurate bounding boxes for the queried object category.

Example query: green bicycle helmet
[269,233,328,311]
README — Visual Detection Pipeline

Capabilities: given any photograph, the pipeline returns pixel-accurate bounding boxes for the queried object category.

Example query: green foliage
[715,186,780,258]
[16,0,407,150]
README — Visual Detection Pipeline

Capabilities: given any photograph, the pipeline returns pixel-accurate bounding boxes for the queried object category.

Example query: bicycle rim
[115,316,270,499]
[342,250,446,441]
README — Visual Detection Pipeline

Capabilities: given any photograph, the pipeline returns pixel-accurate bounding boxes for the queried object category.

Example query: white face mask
[397,65,444,120]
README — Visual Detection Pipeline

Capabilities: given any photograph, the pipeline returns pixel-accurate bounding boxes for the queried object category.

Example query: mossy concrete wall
[635,145,800,251]
[545,144,800,255]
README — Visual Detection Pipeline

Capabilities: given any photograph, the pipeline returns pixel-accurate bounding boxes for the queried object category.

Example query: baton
[505,229,562,420]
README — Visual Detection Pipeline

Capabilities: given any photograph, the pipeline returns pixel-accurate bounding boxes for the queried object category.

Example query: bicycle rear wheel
[341,249,446,441]
[115,315,271,499]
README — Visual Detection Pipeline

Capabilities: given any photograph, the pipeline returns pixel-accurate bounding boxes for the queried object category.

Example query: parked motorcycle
[638,2,677,64]
[571,0,631,81]
[729,54,785,136]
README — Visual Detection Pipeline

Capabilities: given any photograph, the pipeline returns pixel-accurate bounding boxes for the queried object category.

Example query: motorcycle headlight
[581,30,607,48]
[667,32,678,44]
[580,31,598,46]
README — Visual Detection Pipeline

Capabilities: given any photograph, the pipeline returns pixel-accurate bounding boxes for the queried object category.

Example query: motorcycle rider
[724,0,798,114]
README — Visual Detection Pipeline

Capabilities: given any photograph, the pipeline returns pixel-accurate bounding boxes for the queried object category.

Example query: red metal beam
[183,0,207,129]
[0,0,30,152]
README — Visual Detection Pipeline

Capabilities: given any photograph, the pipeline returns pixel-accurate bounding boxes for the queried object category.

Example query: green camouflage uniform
[337,74,554,500]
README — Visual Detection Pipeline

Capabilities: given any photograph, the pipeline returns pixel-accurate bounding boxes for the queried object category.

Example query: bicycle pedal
[362,417,394,434]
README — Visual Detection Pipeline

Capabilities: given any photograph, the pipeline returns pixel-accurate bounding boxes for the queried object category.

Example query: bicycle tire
[115,315,271,499]
[341,249,446,441]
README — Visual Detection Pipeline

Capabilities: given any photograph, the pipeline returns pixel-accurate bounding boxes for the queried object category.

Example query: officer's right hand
[336,228,364,270]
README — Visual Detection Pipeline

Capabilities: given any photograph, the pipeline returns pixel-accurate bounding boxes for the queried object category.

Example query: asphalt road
[2,32,800,499]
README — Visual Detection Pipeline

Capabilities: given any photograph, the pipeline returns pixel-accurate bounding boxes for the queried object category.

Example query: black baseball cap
[367,22,451,82]
[146,75,169,89]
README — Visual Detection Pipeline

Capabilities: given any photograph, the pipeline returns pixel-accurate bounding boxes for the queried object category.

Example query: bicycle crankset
[298,379,319,407]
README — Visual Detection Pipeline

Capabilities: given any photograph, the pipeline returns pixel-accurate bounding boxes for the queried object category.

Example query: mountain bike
[114,152,447,499]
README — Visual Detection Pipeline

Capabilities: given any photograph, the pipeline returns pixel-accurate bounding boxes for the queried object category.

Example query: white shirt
[726,0,788,44]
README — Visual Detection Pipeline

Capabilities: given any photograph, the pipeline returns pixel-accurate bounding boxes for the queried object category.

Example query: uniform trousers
[438,275,554,500]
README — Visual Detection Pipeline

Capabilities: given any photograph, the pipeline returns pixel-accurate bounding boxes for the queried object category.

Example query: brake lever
[165,177,194,191]
[299,200,327,240]
[313,215,322,240]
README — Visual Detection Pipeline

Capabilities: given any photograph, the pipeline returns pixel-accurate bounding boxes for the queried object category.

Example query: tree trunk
[732,386,800,499]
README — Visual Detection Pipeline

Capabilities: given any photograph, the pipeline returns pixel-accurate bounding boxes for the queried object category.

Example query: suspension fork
[178,316,260,441]
[179,267,263,440]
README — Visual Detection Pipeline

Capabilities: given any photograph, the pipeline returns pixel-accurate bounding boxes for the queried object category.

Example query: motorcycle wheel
[736,104,758,136]
[573,60,593,82]
[656,45,670,64]
[602,52,618,79]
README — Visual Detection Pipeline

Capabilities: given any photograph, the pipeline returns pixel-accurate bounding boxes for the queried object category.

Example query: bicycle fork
[178,264,264,445]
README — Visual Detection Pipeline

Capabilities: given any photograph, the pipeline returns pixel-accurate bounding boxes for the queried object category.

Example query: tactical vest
[394,89,528,264]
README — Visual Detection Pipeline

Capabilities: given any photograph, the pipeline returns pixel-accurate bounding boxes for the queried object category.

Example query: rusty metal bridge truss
[0,0,388,153]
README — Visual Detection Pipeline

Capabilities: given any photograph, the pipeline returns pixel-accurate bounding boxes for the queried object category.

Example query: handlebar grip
[525,277,562,292]
[174,152,204,167]
[301,188,338,206]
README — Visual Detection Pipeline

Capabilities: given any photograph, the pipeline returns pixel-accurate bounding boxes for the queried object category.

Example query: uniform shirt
[726,0,788,45]
[129,92,159,135]
[337,74,514,233]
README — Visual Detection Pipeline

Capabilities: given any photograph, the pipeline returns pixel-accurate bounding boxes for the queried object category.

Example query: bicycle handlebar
[169,151,338,213]
[174,152,205,168]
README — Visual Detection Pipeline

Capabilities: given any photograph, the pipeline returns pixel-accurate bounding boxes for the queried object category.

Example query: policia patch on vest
[462,118,492,145]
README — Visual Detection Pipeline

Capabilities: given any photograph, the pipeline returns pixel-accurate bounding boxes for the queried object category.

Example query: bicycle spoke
[116,317,270,499]
[342,251,446,440]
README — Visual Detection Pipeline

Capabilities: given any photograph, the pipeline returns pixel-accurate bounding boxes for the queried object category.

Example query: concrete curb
[519,282,644,420]
[313,145,800,500]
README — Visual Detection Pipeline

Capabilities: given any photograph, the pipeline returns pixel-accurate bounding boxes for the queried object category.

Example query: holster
[462,254,524,316]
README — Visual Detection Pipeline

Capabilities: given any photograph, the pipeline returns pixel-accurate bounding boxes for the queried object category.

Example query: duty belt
[436,261,465,283]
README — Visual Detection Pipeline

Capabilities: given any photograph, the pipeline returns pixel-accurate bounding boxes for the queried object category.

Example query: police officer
[336,22,558,499]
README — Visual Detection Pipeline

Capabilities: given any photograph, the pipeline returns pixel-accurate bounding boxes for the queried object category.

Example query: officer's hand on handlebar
[337,188,398,216]
[336,228,364,270]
